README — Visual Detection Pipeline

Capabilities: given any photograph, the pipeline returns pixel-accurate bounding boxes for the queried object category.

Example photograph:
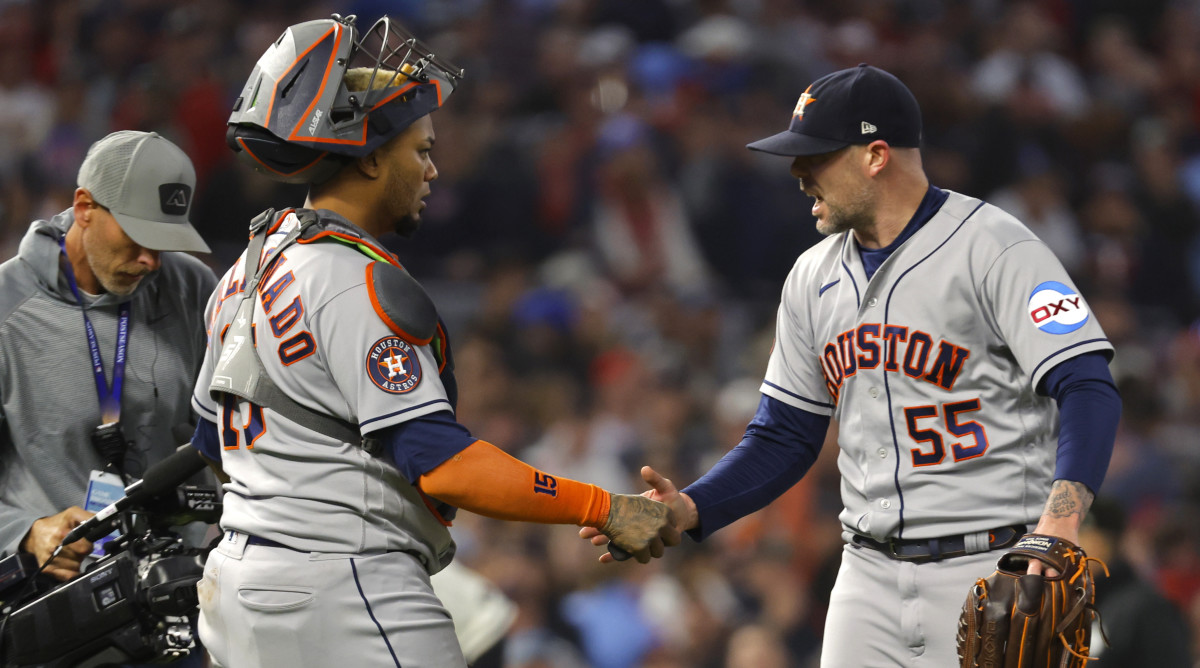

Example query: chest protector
[209,208,456,448]
[208,208,459,564]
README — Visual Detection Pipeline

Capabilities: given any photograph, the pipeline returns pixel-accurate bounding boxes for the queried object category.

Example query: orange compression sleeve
[418,440,611,528]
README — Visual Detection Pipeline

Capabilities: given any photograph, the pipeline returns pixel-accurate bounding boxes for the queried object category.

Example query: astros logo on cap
[366,335,422,393]
[793,85,817,120]
[1027,281,1089,334]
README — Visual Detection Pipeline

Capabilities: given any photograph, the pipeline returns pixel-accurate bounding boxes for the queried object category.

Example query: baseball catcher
[957,533,1108,667]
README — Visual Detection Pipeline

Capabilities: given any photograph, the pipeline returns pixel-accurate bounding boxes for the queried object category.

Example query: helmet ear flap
[227,125,348,185]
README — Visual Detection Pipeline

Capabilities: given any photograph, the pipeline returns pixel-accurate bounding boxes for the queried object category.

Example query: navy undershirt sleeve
[191,411,476,484]
[372,411,477,484]
[682,395,829,541]
[1038,352,1121,493]
[191,418,221,463]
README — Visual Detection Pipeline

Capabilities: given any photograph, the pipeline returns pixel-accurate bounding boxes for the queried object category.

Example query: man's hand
[20,507,95,581]
[581,466,693,563]
[957,533,1100,667]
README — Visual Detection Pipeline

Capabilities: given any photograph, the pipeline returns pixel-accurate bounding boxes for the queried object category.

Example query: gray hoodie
[0,209,217,556]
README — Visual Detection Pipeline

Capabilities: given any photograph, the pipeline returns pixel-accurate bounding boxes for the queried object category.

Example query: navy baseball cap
[747,64,922,157]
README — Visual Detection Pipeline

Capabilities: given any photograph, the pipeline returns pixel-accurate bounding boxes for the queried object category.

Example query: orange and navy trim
[365,262,433,346]
[283,23,346,142]
[264,208,297,237]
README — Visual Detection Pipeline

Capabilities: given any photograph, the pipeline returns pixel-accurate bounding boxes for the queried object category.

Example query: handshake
[585,467,697,564]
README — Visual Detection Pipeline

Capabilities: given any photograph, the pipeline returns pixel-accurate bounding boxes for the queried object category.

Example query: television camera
[0,446,219,667]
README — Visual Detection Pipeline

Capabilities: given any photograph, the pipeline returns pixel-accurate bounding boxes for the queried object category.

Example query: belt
[852,525,1025,563]
[233,531,304,552]
[240,533,416,559]
[245,535,294,549]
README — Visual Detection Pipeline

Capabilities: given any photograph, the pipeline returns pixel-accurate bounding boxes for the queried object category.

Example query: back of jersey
[192,211,455,571]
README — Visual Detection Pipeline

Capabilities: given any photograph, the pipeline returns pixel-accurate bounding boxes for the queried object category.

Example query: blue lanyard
[58,237,131,423]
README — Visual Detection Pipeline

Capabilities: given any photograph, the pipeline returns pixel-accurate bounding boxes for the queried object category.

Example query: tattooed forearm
[1043,480,1095,520]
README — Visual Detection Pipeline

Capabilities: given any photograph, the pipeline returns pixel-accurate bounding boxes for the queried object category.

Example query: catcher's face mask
[227,14,464,184]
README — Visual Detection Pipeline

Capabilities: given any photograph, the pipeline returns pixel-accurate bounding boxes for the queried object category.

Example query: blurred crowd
[3,0,1200,665]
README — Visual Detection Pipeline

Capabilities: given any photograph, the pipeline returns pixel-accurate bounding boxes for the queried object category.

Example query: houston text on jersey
[819,323,971,402]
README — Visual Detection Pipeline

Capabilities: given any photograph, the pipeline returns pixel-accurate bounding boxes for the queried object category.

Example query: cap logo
[861,121,877,135]
[792,85,817,120]
[159,183,192,215]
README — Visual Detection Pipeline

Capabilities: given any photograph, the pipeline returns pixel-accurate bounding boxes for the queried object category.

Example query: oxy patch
[366,335,422,394]
[1027,281,1088,334]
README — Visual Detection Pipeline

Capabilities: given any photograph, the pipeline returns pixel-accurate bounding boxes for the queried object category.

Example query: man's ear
[355,150,383,180]
[864,140,890,176]
[72,188,94,227]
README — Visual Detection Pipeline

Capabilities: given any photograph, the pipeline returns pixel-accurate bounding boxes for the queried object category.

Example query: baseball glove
[956,534,1107,668]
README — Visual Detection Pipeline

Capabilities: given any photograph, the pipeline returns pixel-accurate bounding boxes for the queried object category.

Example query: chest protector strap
[208,209,369,450]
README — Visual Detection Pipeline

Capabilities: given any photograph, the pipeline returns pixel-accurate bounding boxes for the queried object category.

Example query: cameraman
[0,130,217,582]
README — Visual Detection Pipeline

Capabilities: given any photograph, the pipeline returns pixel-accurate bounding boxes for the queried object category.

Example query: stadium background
[1,0,1197,665]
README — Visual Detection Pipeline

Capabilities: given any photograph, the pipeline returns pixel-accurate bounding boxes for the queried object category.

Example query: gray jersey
[761,190,1112,541]
[191,211,454,569]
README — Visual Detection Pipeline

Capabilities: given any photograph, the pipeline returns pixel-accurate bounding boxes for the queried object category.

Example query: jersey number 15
[222,395,266,450]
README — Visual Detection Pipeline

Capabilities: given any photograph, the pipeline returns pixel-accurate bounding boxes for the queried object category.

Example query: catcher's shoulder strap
[209,208,370,450]
[292,209,440,350]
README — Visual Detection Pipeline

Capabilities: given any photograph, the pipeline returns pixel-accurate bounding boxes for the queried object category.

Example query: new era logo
[159,183,192,216]
[861,121,878,135]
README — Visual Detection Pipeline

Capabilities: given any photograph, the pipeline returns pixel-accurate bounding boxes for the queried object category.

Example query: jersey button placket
[879,499,891,509]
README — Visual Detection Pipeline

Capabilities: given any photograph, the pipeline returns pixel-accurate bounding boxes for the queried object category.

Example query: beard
[82,231,146,296]
[393,213,420,239]
[387,166,423,239]
[815,183,877,237]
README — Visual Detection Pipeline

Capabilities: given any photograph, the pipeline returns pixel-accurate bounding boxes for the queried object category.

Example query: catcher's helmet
[227,14,464,184]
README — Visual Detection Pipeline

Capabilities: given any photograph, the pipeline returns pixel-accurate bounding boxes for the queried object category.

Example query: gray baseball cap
[77,131,211,253]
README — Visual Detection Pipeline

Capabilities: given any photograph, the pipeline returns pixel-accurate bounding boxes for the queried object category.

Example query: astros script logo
[366,336,422,394]
[1027,281,1089,335]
